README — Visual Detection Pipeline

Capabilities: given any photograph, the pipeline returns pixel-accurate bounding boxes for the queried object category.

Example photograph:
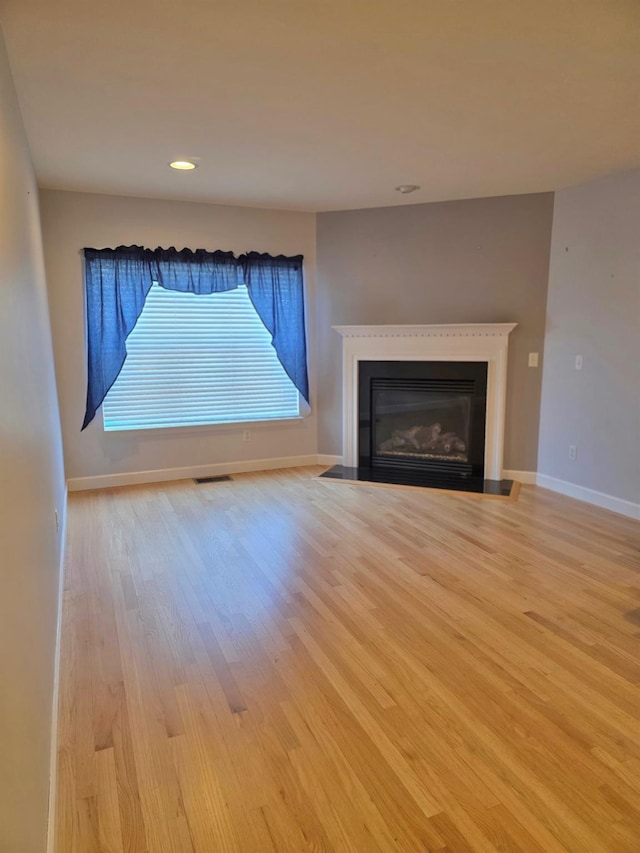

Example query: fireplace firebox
[359,361,488,479]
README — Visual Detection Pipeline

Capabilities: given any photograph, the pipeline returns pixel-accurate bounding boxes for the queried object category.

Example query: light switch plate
[528,352,539,367]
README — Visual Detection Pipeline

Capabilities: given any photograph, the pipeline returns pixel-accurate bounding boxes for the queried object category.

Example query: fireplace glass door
[359,362,488,478]
[373,385,472,465]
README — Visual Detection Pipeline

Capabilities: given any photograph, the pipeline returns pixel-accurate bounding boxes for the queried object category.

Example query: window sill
[102,414,307,435]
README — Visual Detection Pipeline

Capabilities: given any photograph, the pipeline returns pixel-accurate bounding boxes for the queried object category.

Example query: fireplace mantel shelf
[334,322,517,481]
[333,323,517,339]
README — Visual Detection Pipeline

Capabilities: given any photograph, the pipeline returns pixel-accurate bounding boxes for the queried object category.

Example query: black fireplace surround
[358,360,488,479]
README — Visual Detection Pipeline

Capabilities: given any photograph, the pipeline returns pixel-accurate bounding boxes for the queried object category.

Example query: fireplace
[359,361,488,478]
[321,323,517,494]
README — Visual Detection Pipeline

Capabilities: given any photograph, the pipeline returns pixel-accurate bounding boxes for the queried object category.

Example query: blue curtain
[241,252,309,404]
[82,245,309,429]
[151,247,239,294]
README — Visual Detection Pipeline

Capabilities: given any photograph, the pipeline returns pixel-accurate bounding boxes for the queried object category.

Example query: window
[102,283,300,431]
[82,245,308,431]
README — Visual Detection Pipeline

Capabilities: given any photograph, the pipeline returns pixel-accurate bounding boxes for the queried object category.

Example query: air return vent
[193,475,233,484]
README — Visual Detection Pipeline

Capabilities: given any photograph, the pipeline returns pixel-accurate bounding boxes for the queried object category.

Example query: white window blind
[102,283,300,431]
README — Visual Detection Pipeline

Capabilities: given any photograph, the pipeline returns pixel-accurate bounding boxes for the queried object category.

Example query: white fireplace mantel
[333,323,517,481]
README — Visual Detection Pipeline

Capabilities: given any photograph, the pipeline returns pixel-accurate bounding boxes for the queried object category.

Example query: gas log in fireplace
[358,361,488,479]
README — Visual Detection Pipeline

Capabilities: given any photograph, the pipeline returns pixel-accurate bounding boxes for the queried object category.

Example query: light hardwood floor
[56,467,640,852]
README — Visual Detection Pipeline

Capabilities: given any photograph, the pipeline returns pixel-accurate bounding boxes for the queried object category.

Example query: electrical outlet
[528,352,539,368]
[575,354,583,370]
[569,445,577,461]
[242,429,251,442]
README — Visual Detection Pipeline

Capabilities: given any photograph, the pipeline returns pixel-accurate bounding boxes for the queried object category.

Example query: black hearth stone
[318,465,514,497]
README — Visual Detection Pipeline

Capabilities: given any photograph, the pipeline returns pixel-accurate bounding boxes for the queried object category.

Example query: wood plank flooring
[55,467,640,852]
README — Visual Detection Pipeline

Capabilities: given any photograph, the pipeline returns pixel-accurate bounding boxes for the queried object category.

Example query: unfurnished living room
[1,1,639,851]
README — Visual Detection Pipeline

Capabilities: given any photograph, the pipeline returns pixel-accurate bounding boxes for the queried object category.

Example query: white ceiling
[2,0,639,211]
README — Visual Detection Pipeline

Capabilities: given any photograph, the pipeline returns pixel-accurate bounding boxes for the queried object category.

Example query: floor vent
[193,475,233,484]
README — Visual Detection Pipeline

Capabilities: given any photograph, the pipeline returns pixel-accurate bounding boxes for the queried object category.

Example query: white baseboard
[67,454,322,492]
[65,457,640,521]
[536,473,640,520]
[503,469,537,485]
[316,454,343,467]
[47,486,68,853]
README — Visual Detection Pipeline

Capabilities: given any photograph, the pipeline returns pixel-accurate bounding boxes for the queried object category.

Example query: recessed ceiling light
[169,160,197,171]
[395,184,420,194]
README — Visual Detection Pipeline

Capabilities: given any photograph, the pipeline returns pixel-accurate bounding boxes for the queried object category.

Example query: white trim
[317,454,343,467]
[536,474,640,520]
[65,458,640,521]
[333,323,518,339]
[67,455,320,491]
[47,487,68,853]
[334,323,517,481]
[503,469,537,485]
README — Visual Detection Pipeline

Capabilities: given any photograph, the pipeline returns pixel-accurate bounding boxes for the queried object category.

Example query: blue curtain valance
[82,245,308,429]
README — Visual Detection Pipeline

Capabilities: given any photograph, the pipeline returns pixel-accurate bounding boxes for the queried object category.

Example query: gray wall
[316,193,554,471]
[538,170,640,505]
[0,29,66,853]
[40,190,317,483]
